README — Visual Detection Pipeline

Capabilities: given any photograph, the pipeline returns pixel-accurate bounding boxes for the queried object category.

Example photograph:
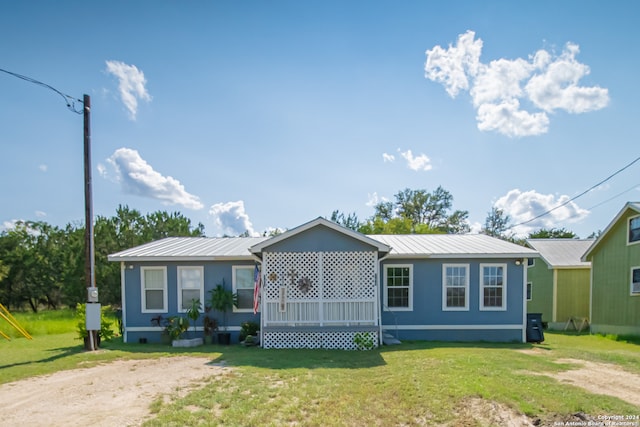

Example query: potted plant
[165,316,190,341]
[203,309,218,345]
[208,281,237,345]
[76,303,115,350]
[239,321,260,343]
[186,298,202,338]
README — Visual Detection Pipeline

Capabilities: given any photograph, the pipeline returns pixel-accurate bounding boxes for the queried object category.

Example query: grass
[1,310,639,425]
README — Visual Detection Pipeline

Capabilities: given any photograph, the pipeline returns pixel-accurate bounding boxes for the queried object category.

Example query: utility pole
[84,94,100,351]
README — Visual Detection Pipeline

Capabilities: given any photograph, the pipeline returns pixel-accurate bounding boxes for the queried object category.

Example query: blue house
[108,217,538,348]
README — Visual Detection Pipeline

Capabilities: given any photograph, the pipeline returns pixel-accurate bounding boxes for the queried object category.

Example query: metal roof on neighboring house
[526,239,594,269]
[108,232,538,261]
[369,233,538,259]
[108,236,268,261]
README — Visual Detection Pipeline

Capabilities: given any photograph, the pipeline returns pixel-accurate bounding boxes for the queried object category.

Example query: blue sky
[1,1,638,238]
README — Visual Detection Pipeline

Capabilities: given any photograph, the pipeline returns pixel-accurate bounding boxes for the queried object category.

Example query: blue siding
[264,225,378,253]
[380,258,525,342]
[123,260,260,342]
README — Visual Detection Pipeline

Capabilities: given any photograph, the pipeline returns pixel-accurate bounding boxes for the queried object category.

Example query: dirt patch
[453,397,535,426]
[542,358,640,407]
[0,356,228,427]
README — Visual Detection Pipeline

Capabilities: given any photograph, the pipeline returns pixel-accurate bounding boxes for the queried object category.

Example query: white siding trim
[120,262,128,343]
[389,324,523,330]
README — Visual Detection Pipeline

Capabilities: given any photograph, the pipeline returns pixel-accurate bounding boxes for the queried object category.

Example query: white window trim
[141,266,167,313]
[177,266,205,313]
[442,264,469,311]
[526,282,533,301]
[232,265,255,313]
[631,266,640,296]
[479,263,507,311]
[628,214,640,246]
[383,264,413,312]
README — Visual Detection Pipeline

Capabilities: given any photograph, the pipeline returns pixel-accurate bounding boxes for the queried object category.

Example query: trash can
[526,313,544,343]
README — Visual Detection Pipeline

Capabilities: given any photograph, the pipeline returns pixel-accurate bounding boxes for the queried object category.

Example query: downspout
[522,258,528,343]
[120,262,127,343]
[377,253,390,346]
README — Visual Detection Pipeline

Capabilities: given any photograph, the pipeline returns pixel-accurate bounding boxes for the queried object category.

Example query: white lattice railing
[262,251,378,328]
[265,300,376,325]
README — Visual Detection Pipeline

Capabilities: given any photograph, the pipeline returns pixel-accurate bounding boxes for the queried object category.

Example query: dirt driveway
[0,356,227,427]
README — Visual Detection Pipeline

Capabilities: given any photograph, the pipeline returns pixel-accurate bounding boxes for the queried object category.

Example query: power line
[0,67,83,114]
[508,156,640,230]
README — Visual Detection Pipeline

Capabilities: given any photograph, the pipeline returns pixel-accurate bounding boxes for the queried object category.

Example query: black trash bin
[526,313,544,343]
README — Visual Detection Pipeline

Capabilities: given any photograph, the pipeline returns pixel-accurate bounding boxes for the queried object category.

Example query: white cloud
[366,192,388,207]
[209,201,258,237]
[382,153,395,162]
[38,164,47,172]
[494,189,589,237]
[1,219,20,231]
[105,60,152,120]
[399,149,432,171]
[35,211,47,218]
[104,147,203,210]
[425,31,609,137]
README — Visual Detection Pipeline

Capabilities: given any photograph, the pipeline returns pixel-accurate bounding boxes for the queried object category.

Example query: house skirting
[590,323,640,337]
[262,326,379,350]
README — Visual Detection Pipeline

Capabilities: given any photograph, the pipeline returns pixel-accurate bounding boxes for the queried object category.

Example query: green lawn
[1,311,639,426]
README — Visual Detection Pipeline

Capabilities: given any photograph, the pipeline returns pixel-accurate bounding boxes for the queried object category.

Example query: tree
[360,186,469,234]
[481,207,512,239]
[330,210,361,231]
[528,228,577,239]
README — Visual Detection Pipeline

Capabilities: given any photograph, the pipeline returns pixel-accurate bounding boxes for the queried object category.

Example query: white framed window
[629,215,640,245]
[442,264,469,311]
[527,282,533,301]
[141,266,167,313]
[631,267,640,295]
[233,266,255,312]
[178,266,204,312]
[480,264,507,311]
[384,264,413,311]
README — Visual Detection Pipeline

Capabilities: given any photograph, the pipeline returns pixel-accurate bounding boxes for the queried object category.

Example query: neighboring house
[525,239,593,330]
[108,217,538,348]
[582,202,640,336]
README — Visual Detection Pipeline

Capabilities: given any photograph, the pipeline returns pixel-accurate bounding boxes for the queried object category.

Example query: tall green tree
[330,210,361,231]
[481,207,513,239]
[360,186,469,234]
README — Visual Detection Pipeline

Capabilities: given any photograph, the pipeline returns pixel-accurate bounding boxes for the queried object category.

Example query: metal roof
[526,239,594,268]
[369,234,538,258]
[108,233,537,262]
[108,237,268,261]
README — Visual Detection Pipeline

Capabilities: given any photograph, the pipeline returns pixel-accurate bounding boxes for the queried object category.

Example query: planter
[172,337,203,348]
[217,332,231,345]
[204,335,213,345]
[160,333,172,345]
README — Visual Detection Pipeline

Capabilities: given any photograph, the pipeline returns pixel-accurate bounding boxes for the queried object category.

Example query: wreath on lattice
[297,277,313,294]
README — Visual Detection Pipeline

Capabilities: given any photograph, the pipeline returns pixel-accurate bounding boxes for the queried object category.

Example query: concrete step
[382,332,401,345]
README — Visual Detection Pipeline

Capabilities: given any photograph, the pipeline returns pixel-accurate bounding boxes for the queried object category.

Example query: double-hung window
[631,267,640,295]
[384,265,412,311]
[141,267,167,313]
[442,264,469,310]
[233,266,255,312]
[480,264,507,311]
[178,266,204,312]
[629,215,640,244]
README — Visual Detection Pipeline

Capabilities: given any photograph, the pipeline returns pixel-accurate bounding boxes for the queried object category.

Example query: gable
[583,202,640,261]
[258,223,380,253]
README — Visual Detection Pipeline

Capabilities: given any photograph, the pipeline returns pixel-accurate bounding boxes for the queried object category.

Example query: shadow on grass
[0,345,84,370]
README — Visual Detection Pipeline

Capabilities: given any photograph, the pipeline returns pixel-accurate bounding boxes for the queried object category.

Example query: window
[527,282,533,301]
[632,268,640,295]
[442,264,469,310]
[629,216,640,244]
[480,264,507,310]
[141,267,167,313]
[233,266,255,312]
[178,266,204,312]
[384,265,412,311]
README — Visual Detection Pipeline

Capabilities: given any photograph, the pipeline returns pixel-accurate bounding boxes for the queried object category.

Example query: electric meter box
[86,303,101,331]
[87,287,99,303]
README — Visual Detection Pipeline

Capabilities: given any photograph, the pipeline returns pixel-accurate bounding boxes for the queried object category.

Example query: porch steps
[382,332,401,345]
